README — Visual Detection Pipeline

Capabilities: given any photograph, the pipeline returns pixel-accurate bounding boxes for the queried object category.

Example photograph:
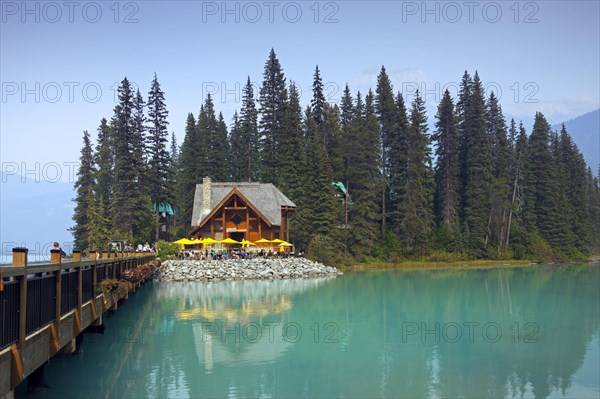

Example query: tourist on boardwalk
[53,242,66,257]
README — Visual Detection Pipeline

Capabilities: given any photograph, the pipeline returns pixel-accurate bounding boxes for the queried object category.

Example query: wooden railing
[0,248,156,397]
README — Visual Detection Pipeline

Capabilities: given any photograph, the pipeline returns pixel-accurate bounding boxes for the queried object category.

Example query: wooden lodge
[188,177,296,243]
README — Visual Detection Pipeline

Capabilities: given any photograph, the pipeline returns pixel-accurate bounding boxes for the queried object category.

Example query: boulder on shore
[158,258,342,282]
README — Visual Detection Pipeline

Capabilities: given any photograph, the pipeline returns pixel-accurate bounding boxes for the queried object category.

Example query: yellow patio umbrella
[220,237,241,245]
[200,237,219,245]
[173,238,194,245]
[173,238,194,250]
[278,241,293,247]
[271,239,285,244]
[190,238,203,245]
[254,238,272,244]
[241,239,256,247]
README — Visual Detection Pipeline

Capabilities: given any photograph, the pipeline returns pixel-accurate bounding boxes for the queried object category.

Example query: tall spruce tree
[462,72,492,256]
[132,89,148,192]
[176,113,201,230]
[585,168,600,253]
[238,77,260,181]
[337,84,354,184]
[213,112,230,180]
[258,49,288,184]
[399,90,434,254]
[197,95,222,179]
[347,91,382,259]
[146,73,173,208]
[388,92,410,235]
[322,103,344,180]
[229,111,243,181]
[170,132,178,161]
[505,121,528,252]
[110,78,138,238]
[456,70,473,215]
[279,82,305,200]
[375,66,397,235]
[547,131,575,252]
[524,112,555,242]
[94,117,113,213]
[559,125,591,253]
[485,91,511,252]
[311,65,325,128]
[432,89,460,238]
[71,130,96,251]
[304,106,335,242]
[86,189,111,252]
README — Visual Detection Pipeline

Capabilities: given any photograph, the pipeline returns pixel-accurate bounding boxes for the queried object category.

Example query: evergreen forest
[71,50,600,264]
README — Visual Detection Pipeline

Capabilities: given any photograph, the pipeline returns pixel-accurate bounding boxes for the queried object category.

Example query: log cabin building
[189,177,296,243]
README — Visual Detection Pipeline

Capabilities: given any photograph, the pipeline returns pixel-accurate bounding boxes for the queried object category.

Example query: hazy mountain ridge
[553,109,599,175]
[0,172,75,255]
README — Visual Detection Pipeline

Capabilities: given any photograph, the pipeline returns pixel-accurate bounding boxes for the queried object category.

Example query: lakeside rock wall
[159,258,342,281]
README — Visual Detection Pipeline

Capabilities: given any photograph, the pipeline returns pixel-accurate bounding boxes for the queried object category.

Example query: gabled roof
[191,182,296,227]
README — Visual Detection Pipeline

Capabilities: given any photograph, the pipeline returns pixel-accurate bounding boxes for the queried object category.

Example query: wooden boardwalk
[0,249,156,398]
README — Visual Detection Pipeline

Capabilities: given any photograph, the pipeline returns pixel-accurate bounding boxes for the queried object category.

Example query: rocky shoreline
[159,258,343,281]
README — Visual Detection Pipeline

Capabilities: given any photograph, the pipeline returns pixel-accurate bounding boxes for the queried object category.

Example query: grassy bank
[342,259,539,271]
[340,257,600,271]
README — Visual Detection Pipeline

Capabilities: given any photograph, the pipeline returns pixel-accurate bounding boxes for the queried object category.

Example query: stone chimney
[202,176,212,214]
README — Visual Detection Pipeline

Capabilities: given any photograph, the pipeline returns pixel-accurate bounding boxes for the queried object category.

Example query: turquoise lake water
[19,264,599,398]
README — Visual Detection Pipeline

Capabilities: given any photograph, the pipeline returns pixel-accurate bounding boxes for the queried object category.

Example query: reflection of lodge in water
[158,278,336,372]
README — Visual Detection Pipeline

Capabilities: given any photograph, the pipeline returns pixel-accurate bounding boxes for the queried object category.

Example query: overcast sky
[1,0,599,183]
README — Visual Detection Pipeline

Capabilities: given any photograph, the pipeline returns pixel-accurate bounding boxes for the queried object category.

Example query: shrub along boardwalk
[0,249,157,399]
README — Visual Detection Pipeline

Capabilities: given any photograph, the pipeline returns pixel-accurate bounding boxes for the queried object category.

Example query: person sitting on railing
[53,242,66,257]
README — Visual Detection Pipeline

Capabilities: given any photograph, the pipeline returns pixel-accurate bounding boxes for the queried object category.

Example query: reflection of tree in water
[145,278,338,396]
[50,266,597,398]
[310,265,599,398]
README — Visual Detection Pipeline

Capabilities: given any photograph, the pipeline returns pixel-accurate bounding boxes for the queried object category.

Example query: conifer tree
[71,130,95,251]
[311,65,325,128]
[239,77,260,181]
[340,84,354,129]
[456,70,473,214]
[86,189,111,252]
[399,90,434,254]
[462,72,492,256]
[197,95,221,179]
[304,107,335,241]
[146,73,173,207]
[547,132,575,252]
[258,49,288,184]
[94,117,113,213]
[337,84,354,184]
[229,111,243,181]
[347,91,382,259]
[110,77,138,238]
[559,125,591,253]
[176,113,200,230]
[388,92,410,234]
[170,132,178,161]
[524,112,555,241]
[213,112,230,180]
[279,82,305,201]
[586,168,600,253]
[485,91,511,252]
[322,103,344,180]
[375,66,397,235]
[432,90,460,237]
[132,89,148,191]
[505,121,528,251]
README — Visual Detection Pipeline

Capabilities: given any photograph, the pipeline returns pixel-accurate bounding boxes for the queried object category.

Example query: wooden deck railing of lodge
[0,248,156,398]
